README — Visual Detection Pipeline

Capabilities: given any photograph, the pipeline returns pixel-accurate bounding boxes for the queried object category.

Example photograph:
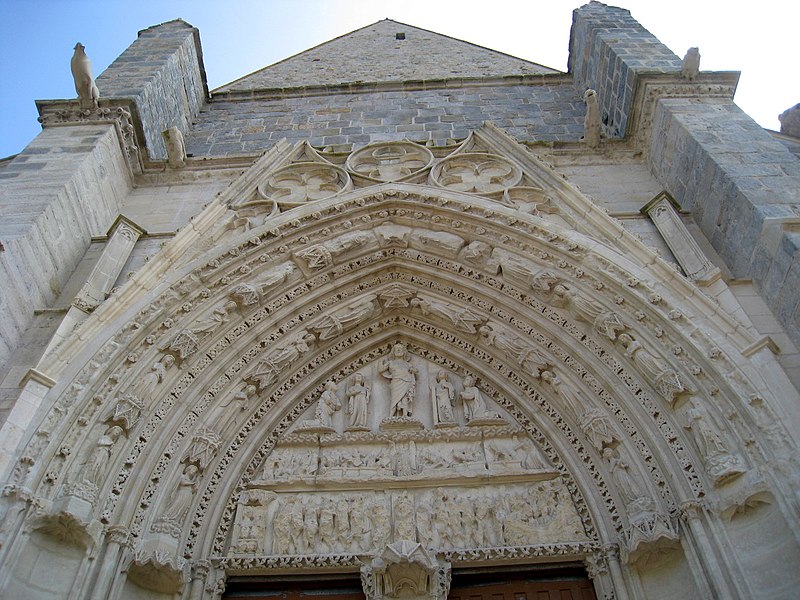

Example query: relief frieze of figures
[229,479,588,557]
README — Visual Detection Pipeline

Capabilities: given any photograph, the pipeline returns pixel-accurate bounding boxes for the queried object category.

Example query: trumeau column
[41,216,146,361]
[360,541,451,600]
[641,193,720,285]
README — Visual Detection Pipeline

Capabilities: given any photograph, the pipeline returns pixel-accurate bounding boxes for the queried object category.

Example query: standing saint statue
[314,381,341,428]
[345,373,370,429]
[430,370,455,426]
[379,343,417,418]
[460,375,487,422]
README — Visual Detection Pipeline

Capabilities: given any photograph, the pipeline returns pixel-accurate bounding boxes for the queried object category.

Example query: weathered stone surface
[217,19,557,93]
[97,19,208,160]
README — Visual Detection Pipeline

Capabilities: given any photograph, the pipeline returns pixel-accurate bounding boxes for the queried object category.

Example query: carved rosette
[257,162,351,209]
[346,141,434,183]
[430,152,522,198]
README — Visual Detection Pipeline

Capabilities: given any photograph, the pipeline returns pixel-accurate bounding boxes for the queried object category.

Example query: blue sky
[1,1,797,158]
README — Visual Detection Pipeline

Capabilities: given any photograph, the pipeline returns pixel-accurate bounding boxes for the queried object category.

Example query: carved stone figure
[121,354,175,411]
[229,262,296,307]
[314,381,341,428]
[618,333,688,403]
[345,373,371,430]
[479,324,552,378]
[550,282,625,341]
[540,369,584,417]
[430,371,456,426]
[162,126,186,169]
[681,47,701,80]
[70,43,99,109]
[190,300,237,338]
[81,425,124,488]
[684,402,745,485]
[248,332,316,389]
[410,295,484,333]
[512,434,546,470]
[603,447,645,507]
[394,492,416,541]
[459,376,484,422]
[219,384,257,427]
[379,343,417,418]
[311,295,378,340]
[582,89,601,148]
[155,464,200,536]
[459,376,500,423]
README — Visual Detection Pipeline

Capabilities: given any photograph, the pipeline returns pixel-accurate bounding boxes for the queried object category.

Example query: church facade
[1,3,799,599]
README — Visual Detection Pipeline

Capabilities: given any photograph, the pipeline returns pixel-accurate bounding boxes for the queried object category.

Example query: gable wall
[186,83,586,156]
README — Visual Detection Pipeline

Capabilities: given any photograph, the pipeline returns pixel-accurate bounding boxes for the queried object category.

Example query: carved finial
[582,89,601,148]
[70,43,99,109]
[162,126,187,168]
[681,47,701,80]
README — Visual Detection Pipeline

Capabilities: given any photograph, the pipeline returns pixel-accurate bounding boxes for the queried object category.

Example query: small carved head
[436,370,449,382]
[392,343,407,357]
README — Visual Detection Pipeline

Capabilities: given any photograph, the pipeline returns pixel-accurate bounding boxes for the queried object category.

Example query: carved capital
[191,559,212,580]
[105,525,132,547]
[677,500,705,524]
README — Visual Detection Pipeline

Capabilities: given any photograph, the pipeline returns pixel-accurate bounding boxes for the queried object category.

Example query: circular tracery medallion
[346,141,434,183]
[258,162,351,208]
[430,152,522,196]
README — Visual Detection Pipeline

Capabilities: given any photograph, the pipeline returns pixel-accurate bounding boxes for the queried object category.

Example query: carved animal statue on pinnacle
[681,47,701,80]
[71,43,100,109]
[582,89,601,149]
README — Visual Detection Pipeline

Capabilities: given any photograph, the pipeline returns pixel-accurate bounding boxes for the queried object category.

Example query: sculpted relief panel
[227,346,587,558]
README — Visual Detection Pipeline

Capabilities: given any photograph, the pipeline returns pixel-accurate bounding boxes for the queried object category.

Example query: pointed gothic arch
[3,129,798,600]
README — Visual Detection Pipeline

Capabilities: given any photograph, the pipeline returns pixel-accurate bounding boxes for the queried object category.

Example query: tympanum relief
[229,348,586,558]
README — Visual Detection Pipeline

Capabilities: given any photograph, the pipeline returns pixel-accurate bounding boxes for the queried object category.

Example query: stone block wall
[185,84,586,156]
[0,125,131,372]
[97,20,208,160]
[649,98,800,347]
[568,1,681,137]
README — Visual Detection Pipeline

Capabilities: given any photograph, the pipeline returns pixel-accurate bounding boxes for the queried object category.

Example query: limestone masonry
[0,3,799,600]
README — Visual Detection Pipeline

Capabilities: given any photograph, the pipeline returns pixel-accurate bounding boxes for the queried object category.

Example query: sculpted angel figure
[311,295,377,340]
[551,282,625,341]
[345,373,370,429]
[430,370,456,425]
[410,295,484,333]
[249,332,316,389]
[479,324,551,378]
[379,343,417,417]
[618,333,687,402]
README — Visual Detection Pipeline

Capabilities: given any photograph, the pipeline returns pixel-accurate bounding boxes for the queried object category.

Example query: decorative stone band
[627,74,739,152]
[37,99,145,175]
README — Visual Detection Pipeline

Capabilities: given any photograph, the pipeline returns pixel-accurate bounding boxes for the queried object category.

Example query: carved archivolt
[7,128,791,590]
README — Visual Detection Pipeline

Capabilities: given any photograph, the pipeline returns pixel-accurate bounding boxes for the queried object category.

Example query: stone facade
[1,3,799,600]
